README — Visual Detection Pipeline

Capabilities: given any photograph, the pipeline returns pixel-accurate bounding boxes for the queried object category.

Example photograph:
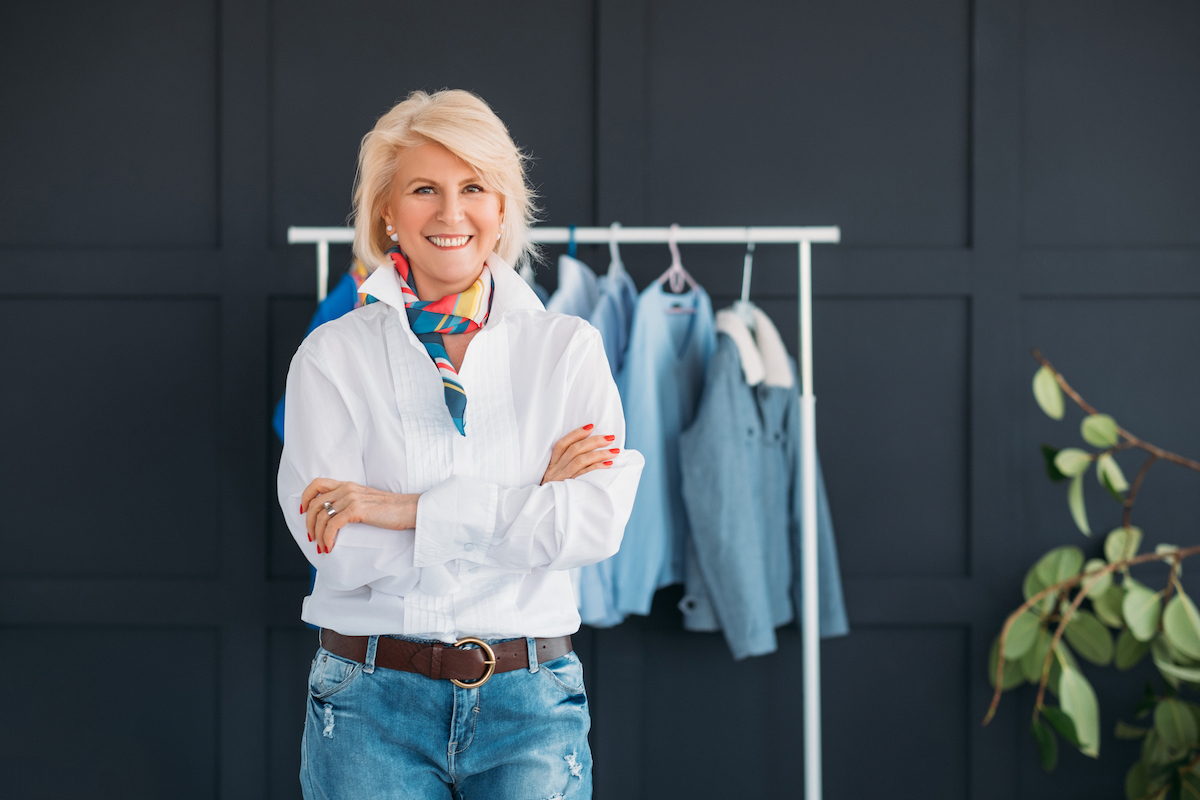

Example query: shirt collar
[357,250,545,325]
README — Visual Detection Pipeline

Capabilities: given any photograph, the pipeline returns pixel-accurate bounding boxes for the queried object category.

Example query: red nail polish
[603,460,613,466]
[604,435,615,441]
[300,504,304,514]
[317,544,323,554]
[610,448,620,454]
[583,423,594,430]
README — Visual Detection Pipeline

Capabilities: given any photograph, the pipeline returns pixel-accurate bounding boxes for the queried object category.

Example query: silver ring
[326,507,337,517]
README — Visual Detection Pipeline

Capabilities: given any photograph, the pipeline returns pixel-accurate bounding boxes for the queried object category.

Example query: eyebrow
[402,176,482,190]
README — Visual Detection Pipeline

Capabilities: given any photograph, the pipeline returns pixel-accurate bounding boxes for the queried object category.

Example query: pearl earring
[385,224,398,242]
[497,223,504,241]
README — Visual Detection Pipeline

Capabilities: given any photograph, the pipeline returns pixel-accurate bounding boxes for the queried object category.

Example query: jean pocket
[308,647,363,700]
[538,652,586,695]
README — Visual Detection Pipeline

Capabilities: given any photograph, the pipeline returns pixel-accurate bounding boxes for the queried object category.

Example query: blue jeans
[300,633,592,799]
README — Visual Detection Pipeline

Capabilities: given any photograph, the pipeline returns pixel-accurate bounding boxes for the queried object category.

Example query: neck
[408,261,486,302]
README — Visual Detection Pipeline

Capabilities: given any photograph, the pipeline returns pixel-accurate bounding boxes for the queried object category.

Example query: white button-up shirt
[277,251,645,642]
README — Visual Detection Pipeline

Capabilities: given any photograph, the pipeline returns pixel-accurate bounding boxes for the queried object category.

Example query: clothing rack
[287,224,841,800]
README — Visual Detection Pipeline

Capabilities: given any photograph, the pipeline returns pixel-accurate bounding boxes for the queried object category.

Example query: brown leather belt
[320,628,572,689]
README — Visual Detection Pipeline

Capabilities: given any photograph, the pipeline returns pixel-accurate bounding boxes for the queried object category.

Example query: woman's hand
[541,423,620,485]
[299,479,419,554]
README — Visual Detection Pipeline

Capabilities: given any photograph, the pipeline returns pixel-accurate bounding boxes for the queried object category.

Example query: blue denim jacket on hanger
[678,308,849,659]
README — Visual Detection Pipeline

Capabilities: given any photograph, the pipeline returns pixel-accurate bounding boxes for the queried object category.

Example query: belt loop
[363,635,380,674]
[526,637,539,673]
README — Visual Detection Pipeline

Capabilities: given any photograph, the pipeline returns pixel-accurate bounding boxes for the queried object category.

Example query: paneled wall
[1,1,1197,797]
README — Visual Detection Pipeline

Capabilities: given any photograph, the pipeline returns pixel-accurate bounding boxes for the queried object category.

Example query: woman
[277,89,644,799]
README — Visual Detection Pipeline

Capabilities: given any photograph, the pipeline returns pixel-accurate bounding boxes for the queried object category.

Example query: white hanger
[731,230,757,331]
[656,223,699,297]
[607,221,625,278]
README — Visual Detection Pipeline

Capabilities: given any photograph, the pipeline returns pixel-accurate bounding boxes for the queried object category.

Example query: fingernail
[610,448,620,454]
[583,423,594,430]
[300,504,304,514]
[317,544,323,554]
[604,435,615,441]
[603,461,613,466]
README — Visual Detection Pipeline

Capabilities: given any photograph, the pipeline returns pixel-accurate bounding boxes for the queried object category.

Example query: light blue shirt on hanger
[602,281,716,618]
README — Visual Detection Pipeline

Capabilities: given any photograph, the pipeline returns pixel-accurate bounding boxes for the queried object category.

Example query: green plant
[983,350,1200,800]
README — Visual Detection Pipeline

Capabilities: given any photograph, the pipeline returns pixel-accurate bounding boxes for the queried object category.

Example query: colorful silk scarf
[378,245,494,435]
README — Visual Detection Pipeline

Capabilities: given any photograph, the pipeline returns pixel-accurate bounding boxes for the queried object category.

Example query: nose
[437,191,465,225]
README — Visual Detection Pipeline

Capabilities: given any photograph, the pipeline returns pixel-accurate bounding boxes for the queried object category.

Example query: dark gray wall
[2,0,1198,797]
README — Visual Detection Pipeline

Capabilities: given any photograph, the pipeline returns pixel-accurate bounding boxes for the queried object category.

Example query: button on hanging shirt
[277,252,645,642]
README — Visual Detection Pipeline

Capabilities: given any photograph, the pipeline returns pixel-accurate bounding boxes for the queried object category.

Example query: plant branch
[983,544,1200,726]
[1032,350,1200,473]
[1033,566,1107,717]
[1124,454,1159,529]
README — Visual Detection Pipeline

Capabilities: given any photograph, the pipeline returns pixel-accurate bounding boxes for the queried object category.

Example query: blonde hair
[350,89,541,270]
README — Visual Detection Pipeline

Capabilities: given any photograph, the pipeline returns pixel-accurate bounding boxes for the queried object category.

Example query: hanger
[568,225,577,259]
[656,223,699,298]
[731,231,757,331]
[607,221,625,278]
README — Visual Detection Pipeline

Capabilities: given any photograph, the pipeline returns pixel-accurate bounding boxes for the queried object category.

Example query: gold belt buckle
[450,637,497,688]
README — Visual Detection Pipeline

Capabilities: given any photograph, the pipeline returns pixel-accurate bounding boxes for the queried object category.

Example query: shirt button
[463,543,475,552]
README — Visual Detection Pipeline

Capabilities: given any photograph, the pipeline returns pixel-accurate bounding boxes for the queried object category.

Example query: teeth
[429,235,471,247]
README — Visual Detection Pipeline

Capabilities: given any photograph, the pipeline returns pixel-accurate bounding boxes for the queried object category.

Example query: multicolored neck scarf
[383,245,494,436]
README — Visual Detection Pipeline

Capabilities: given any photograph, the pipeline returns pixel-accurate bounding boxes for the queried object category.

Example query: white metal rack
[287,223,841,800]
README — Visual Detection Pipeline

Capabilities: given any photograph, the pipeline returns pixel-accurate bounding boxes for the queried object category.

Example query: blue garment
[677,327,849,659]
[545,254,599,319]
[602,282,715,618]
[273,269,366,625]
[301,633,591,798]
[272,270,364,443]
[587,264,638,377]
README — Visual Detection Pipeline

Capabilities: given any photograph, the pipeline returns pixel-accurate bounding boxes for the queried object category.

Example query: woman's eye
[415,186,434,194]
[464,185,483,193]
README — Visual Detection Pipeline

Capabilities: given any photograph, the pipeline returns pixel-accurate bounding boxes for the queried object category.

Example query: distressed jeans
[300,633,592,799]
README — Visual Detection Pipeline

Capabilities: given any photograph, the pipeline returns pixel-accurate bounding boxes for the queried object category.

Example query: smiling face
[381,142,504,301]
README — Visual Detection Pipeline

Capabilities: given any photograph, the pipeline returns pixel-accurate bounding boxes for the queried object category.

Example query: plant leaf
[1031,719,1058,771]
[1059,667,1101,757]
[1141,728,1175,766]
[1064,610,1114,666]
[1068,472,1091,535]
[1005,610,1042,659]
[1081,413,1120,448]
[1097,453,1129,500]
[1123,585,1162,642]
[1114,720,1149,740]
[1082,558,1112,597]
[1021,628,1055,684]
[1033,365,1064,420]
[1152,638,1200,685]
[1094,585,1126,629]
[1105,526,1144,564]
[988,635,1026,690]
[1164,591,1200,661]
[1155,698,1198,751]
[1125,761,1149,800]
[1116,628,1151,670]
[1035,546,1086,588]
[1042,705,1081,747]
[1055,448,1093,478]
[1182,771,1200,800]
[1041,444,1067,482]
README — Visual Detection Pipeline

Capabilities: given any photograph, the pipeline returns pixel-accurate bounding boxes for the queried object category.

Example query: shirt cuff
[412,474,499,568]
